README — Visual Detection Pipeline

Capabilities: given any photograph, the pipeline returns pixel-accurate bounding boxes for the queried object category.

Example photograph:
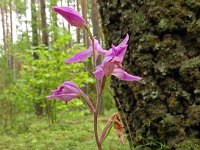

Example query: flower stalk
[85,24,102,149]
[49,6,142,150]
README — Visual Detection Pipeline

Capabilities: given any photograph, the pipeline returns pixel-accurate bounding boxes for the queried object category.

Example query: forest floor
[0,109,130,150]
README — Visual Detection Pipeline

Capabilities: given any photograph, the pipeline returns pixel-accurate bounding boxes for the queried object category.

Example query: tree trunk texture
[5,5,9,44]
[0,3,7,53]
[39,0,48,46]
[50,0,58,43]
[98,0,200,149]
[9,0,16,82]
[91,0,101,41]
[67,0,72,48]
[31,0,43,116]
[5,4,12,71]
[9,0,13,43]
[76,0,81,43]
[31,0,39,47]
[81,0,89,47]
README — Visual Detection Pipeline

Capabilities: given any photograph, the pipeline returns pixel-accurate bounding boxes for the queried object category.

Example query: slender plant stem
[94,103,101,150]
[84,25,96,70]
[97,77,106,115]
[84,25,99,90]
[81,94,96,113]
[84,24,102,150]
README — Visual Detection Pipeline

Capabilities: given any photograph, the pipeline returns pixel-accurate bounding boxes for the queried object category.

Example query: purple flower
[94,34,142,81]
[47,81,95,112]
[65,39,107,63]
[103,34,129,65]
[52,6,85,28]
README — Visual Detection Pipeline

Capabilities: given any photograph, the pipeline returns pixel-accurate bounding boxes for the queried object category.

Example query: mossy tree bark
[98,0,200,149]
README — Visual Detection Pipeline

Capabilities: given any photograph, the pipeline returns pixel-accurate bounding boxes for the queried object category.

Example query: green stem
[97,77,106,115]
[84,24,108,150]
[81,94,96,113]
[84,25,96,69]
[94,110,101,150]
[85,24,102,150]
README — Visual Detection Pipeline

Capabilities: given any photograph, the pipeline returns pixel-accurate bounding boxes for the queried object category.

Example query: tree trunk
[5,5,9,44]
[98,1,200,149]
[39,0,48,46]
[67,0,72,48]
[91,0,100,41]
[81,0,89,47]
[31,0,43,116]
[25,0,30,49]
[5,4,11,71]
[31,0,39,47]
[60,0,65,31]
[9,0,16,82]
[50,0,58,43]
[76,0,81,43]
[9,0,13,43]
[0,3,6,53]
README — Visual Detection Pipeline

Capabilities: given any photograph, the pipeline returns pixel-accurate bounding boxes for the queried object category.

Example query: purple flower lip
[52,6,86,28]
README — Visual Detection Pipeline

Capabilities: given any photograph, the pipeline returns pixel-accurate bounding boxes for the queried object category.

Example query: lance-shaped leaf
[100,112,125,144]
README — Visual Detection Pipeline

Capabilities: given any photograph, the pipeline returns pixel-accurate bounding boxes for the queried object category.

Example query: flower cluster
[47,6,142,149]
[48,6,141,104]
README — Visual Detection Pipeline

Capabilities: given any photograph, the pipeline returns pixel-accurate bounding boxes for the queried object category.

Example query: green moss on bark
[98,0,200,149]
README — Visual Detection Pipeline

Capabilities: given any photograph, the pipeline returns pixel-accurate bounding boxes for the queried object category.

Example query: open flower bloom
[47,81,95,112]
[65,39,107,63]
[94,34,142,81]
[52,6,85,28]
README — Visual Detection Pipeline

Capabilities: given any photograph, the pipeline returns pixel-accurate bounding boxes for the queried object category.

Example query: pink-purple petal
[51,81,82,95]
[117,34,129,48]
[47,81,83,101]
[62,81,83,94]
[61,93,79,102]
[52,6,85,28]
[103,62,116,76]
[94,39,107,56]
[46,93,78,102]
[112,68,142,81]
[112,45,128,63]
[94,66,104,80]
[65,49,93,63]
